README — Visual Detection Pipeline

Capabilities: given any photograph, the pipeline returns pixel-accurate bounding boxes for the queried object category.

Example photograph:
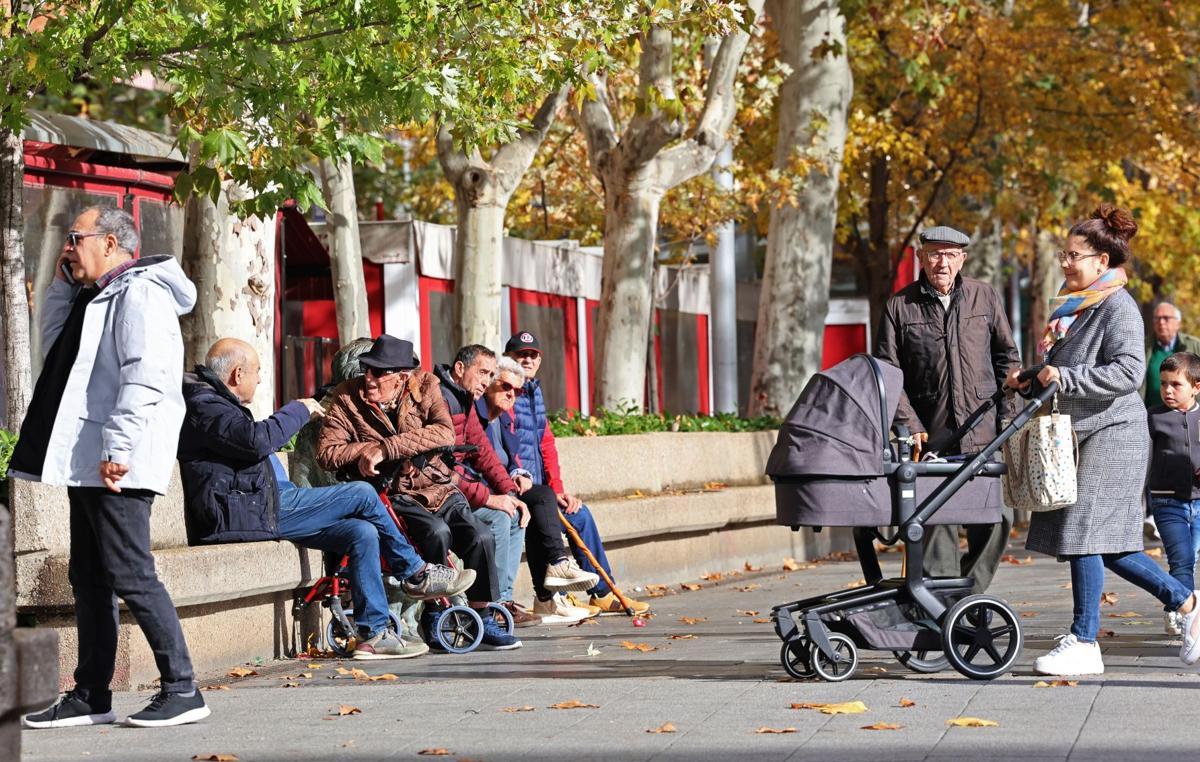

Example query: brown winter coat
[316,371,458,511]
[875,273,1020,454]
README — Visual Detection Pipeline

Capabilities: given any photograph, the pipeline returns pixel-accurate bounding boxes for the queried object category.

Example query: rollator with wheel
[766,354,1056,681]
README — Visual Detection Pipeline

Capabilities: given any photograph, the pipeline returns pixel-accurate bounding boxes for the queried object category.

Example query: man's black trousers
[389,490,499,603]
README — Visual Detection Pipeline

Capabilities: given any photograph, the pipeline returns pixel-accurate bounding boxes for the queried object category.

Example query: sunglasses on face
[66,231,104,248]
[494,380,524,396]
[513,350,540,360]
[366,367,404,379]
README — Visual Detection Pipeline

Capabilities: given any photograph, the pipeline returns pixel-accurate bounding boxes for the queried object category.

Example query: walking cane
[557,510,638,617]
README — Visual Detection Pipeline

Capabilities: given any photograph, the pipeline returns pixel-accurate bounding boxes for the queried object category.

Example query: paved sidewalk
[22,539,1200,762]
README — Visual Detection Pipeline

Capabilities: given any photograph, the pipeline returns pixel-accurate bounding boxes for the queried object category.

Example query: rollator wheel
[809,633,858,682]
[780,637,815,679]
[893,649,949,674]
[434,605,485,653]
[941,595,1022,680]
[328,609,404,658]
[483,602,516,635]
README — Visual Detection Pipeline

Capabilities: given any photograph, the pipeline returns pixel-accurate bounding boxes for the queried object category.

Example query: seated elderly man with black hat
[874,225,1020,595]
[317,335,522,651]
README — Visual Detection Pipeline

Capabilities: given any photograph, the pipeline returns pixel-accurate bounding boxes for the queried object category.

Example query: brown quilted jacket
[316,371,458,511]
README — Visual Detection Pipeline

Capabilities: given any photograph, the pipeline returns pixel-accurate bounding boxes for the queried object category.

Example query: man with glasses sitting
[875,225,1021,594]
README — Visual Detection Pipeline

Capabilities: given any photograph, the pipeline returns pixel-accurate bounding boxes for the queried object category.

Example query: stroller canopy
[766,354,904,479]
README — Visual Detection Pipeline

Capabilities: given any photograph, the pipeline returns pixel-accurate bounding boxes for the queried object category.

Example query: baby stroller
[766,354,1056,681]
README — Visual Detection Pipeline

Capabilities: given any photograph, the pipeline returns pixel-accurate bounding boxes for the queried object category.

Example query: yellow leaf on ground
[736,610,760,617]
[502,706,535,713]
[753,618,772,624]
[1034,680,1079,688]
[227,667,257,678]
[755,726,796,734]
[368,673,399,681]
[899,698,916,707]
[680,583,702,591]
[1107,611,1141,619]
[680,616,707,625]
[782,557,801,571]
[701,572,724,581]
[550,700,599,709]
[192,756,238,761]
[744,562,763,572]
[417,749,451,756]
[350,668,369,680]
[333,705,361,716]
[946,717,998,727]
[790,700,868,715]
[669,634,697,640]
[862,722,903,730]
[1146,547,1164,558]
[1100,592,1119,606]
[306,664,322,669]
[620,640,657,652]
[647,722,677,733]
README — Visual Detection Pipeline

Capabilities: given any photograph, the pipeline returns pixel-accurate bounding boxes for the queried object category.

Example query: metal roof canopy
[22,110,185,165]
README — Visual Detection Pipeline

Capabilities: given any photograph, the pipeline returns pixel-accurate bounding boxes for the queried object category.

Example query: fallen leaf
[846,579,867,589]
[1099,629,1117,638]
[299,672,313,679]
[736,610,760,617]
[680,583,702,591]
[192,756,238,761]
[340,741,355,748]
[790,700,868,715]
[1146,547,1164,558]
[744,562,763,572]
[782,557,801,571]
[755,726,796,734]
[899,698,916,708]
[550,700,599,709]
[620,640,658,652]
[1059,582,1073,589]
[1033,680,1078,688]
[1100,592,1119,606]
[306,664,322,669]
[753,618,772,624]
[501,706,535,713]
[946,717,998,727]
[202,685,230,691]
[585,642,601,657]
[281,682,301,688]
[1107,611,1141,619]
[736,584,762,592]
[701,572,724,581]
[1001,554,1034,565]
[862,722,903,731]
[568,617,599,627]
[368,673,399,682]
[680,616,707,625]
[647,722,677,734]
[417,749,451,756]
[335,667,353,675]
[332,705,361,716]
[1020,611,1038,618]
[227,667,257,678]
[351,668,369,680]
[645,583,669,594]
[668,633,697,640]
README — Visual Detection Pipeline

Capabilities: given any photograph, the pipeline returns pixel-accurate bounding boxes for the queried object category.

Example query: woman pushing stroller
[1008,204,1200,676]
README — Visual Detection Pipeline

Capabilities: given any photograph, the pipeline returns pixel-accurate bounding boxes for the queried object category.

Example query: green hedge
[550,409,782,438]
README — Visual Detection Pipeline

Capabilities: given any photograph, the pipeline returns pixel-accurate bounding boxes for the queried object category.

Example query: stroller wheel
[780,637,815,679]
[893,649,949,674]
[809,633,858,682]
[941,595,1023,680]
[434,605,485,653]
[483,602,516,635]
[327,609,403,658]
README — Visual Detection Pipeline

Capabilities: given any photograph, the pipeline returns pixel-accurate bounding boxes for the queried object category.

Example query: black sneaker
[125,690,211,728]
[23,689,116,729]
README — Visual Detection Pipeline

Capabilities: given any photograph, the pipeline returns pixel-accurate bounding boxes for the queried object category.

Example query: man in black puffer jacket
[178,338,475,660]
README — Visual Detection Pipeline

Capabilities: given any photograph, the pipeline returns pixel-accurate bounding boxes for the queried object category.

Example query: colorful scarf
[1038,267,1128,357]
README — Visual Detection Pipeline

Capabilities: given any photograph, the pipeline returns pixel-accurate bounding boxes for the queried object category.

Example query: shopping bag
[1002,401,1077,512]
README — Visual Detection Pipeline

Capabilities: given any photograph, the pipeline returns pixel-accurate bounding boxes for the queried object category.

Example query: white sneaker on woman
[1033,634,1104,676]
[1179,593,1200,665]
[1165,611,1183,636]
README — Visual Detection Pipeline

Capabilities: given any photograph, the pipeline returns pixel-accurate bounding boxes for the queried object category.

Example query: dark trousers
[520,484,570,597]
[389,490,499,603]
[68,487,195,695]
[923,503,1014,594]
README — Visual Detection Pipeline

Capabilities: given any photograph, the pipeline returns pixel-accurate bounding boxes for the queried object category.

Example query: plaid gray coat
[1026,288,1148,557]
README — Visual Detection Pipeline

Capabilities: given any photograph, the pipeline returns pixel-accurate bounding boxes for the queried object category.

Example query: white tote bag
[1002,400,1078,512]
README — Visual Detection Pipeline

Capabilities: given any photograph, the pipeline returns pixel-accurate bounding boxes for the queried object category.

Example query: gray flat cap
[919,225,970,247]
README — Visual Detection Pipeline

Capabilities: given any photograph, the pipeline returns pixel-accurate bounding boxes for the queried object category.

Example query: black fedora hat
[358,335,419,371]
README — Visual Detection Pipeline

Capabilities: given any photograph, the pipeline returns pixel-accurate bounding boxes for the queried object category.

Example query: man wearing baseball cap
[504,331,652,617]
[875,226,1020,594]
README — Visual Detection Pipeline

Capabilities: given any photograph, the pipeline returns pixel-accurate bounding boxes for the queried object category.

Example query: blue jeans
[1150,497,1200,593]
[474,507,526,602]
[564,504,613,597]
[278,481,425,637]
[1069,552,1192,641]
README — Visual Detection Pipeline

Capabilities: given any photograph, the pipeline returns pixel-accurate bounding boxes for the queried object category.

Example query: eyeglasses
[365,367,403,378]
[66,231,104,248]
[922,249,965,262]
[493,381,524,396]
[1154,315,1180,322]
[512,350,540,360]
[1057,250,1101,265]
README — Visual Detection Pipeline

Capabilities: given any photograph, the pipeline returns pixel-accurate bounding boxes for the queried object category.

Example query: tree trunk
[594,175,663,410]
[451,167,507,350]
[181,185,276,418]
[748,0,853,417]
[317,156,370,344]
[0,129,30,433]
[965,216,1004,292]
[1027,223,1060,360]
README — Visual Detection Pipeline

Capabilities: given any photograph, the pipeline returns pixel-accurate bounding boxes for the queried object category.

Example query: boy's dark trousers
[68,487,195,697]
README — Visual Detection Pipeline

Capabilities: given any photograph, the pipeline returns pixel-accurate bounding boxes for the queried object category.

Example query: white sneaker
[531,593,591,625]
[1179,593,1200,665]
[1165,610,1183,636]
[1033,634,1104,676]
[543,558,601,592]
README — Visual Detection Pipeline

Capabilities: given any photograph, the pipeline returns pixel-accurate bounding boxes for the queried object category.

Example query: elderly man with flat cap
[875,225,1021,594]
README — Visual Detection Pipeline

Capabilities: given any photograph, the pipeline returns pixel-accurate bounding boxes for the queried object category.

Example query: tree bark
[317,156,371,344]
[747,0,853,417]
[0,129,30,433]
[579,1,764,410]
[1027,224,1060,359]
[181,183,276,419]
[965,215,1004,292]
[438,88,567,350]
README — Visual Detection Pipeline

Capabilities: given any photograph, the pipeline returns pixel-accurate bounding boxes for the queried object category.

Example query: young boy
[1148,351,1200,635]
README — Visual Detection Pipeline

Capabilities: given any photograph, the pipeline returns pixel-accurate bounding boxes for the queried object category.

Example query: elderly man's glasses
[66,231,103,248]
[494,381,524,396]
[365,367,403,378]
[1057,250,1100,265]
[922,249,965,262]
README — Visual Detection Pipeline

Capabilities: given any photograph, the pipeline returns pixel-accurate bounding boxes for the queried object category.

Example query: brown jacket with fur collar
[317,371,458,511]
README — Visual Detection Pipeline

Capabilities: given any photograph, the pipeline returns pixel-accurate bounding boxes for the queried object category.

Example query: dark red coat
[434,364,517,507]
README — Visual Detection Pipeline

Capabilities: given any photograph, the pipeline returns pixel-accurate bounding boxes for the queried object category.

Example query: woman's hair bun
[1092,203,1138,243]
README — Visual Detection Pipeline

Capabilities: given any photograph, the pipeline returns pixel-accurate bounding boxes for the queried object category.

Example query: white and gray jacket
[11,256,197,494]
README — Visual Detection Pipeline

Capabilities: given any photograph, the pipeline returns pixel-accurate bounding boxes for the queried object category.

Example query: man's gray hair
[496,356,525,383]
[88,206,140,255]
[1157,301,1183,320]
[205,339,253,379]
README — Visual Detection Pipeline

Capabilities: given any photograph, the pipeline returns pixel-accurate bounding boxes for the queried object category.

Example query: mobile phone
[60,262,76,285]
